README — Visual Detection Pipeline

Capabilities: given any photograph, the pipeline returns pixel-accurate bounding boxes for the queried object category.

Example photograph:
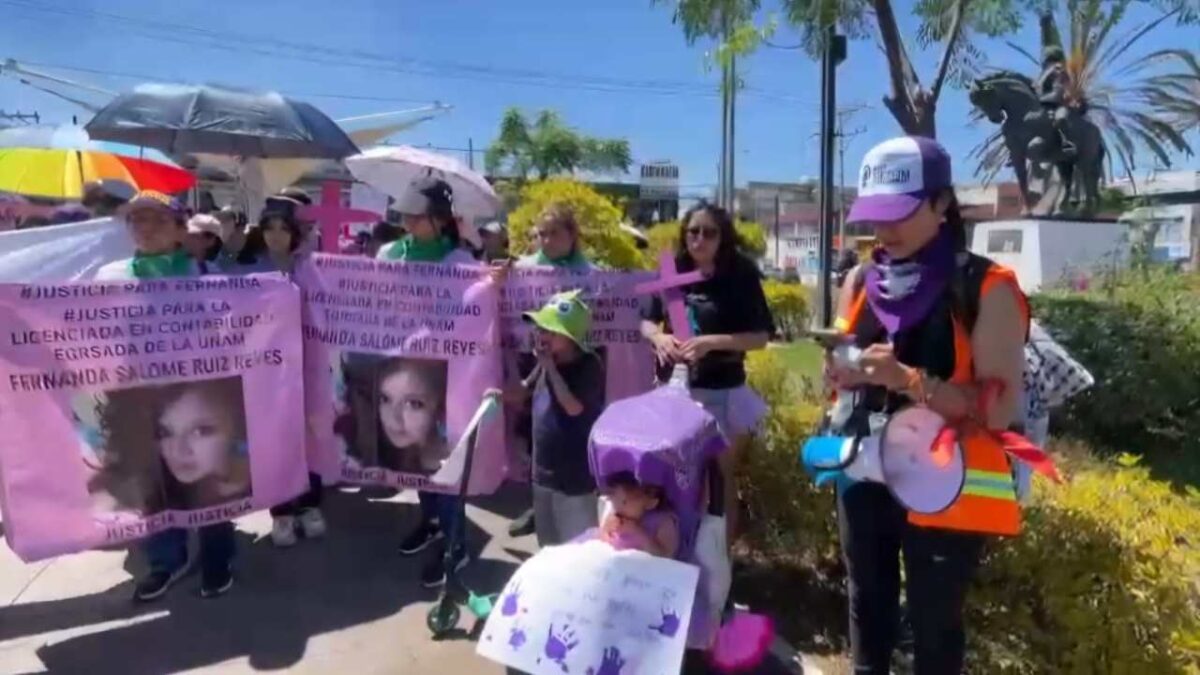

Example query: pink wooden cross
[633,249,705,340]
[301,181,382,253]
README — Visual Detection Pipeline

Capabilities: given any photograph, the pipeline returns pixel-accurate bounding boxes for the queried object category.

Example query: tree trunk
[871,0,938,138]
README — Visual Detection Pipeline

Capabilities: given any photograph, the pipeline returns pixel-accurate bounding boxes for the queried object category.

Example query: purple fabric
[864,224,957,336]
[588,388,727,518]
[846,192,925,225]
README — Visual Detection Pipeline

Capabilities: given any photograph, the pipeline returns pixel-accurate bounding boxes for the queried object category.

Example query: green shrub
[968,444,1200,673]
[508,178,645,270]
[740,351,839,567]
[763,280,811,340]
[739,346,1200,672]
[1032,270,1200,475]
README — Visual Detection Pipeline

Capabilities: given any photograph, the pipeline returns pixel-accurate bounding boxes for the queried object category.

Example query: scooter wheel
[427,600,461,637]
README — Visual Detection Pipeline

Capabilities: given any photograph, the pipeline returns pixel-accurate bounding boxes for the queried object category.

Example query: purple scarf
[865,225,957,336]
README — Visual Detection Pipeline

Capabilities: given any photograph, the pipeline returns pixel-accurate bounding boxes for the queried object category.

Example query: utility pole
[773,194,781,268]
[467,137,475,170]
[0,110,40,125]
[836,121,866,252]
[817,27,848,327]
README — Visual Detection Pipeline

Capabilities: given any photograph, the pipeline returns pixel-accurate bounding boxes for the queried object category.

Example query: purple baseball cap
[846,136,952,225]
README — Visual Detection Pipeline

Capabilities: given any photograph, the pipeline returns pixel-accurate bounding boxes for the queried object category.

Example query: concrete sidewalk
[0,485,826,674]
[0,487,528,675]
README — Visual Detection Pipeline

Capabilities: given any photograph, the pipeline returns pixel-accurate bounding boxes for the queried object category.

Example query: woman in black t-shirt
[639,203,774,540]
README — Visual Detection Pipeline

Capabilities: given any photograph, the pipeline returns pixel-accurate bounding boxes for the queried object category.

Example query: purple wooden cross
[300,181,382,253]
[634,249,704,340]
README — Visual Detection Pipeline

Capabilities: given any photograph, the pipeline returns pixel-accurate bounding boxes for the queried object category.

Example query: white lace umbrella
[345,145,500,219]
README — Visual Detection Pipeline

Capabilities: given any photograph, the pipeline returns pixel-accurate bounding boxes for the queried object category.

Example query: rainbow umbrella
[0,125,195,199]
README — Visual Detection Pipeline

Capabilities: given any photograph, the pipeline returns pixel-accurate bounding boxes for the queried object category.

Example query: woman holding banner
[638,203,774,542]
[376,177,477,587]
[94,190,238,602]
[228,205,330,548]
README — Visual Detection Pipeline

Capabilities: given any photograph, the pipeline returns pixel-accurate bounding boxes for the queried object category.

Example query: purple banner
[0,275,306,561]
[296,255,504,494]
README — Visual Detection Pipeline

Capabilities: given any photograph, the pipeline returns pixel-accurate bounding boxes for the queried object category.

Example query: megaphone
[802,406,966,514]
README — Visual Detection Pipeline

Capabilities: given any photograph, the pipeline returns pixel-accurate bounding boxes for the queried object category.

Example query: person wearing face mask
[93,191,238,602]
[826,137,1029,674]
[639,203,774,545]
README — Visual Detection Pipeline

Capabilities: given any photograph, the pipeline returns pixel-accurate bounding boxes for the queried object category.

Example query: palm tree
[484,108,632,182]
[973,0,1200,186]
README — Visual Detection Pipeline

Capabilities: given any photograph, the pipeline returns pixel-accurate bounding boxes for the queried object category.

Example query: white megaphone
[803,406,966,514]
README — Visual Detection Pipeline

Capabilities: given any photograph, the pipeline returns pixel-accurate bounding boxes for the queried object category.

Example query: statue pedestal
[969,217,1128,292]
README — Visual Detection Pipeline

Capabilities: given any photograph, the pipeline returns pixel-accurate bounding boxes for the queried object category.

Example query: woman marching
[826,137,1028,674]
[376,177,480,587]
[229,204,329,548]
[94,191,238,601]
[638,202,775,542]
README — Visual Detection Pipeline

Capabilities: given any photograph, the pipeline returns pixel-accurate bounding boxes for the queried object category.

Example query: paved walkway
[0,485,823,674]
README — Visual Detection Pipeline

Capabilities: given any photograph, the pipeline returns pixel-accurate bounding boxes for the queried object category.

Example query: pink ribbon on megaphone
[941,378,1064,484]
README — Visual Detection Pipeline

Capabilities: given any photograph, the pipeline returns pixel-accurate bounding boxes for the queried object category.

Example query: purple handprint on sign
[508,625,527,650]
[585,647,626,675]
[649,608,681,638]
[501,582,522,617]
[543,623,580,672]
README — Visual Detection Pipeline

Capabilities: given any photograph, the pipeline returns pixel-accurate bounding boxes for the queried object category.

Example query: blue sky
[2,0,1197,196]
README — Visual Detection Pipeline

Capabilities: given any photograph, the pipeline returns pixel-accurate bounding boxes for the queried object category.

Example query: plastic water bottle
[667,362,689,390]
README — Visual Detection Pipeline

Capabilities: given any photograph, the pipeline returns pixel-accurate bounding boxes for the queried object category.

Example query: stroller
[588,383,738,658]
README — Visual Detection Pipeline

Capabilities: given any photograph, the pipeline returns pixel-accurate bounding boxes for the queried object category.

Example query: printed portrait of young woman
[84,377,253,514]
[334,355,449,476]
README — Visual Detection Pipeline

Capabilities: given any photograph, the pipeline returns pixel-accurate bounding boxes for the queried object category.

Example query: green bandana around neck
[386,235,455,263]
[129,249,194,279]
[534,247,589,269]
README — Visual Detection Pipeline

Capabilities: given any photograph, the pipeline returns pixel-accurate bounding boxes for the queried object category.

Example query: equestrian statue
[969,45,1106,216]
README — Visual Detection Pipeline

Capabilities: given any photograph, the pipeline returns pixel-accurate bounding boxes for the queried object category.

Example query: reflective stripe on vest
[837,261,1030,537]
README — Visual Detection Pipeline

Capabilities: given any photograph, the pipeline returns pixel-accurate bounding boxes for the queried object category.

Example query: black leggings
[838,482,984,675]
[269,473,324,517]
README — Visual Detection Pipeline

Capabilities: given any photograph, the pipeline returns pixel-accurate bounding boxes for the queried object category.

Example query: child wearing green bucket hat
[503,290,606,547]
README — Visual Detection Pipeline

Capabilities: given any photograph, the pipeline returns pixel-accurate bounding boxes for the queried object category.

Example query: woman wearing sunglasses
[639,203,774,541]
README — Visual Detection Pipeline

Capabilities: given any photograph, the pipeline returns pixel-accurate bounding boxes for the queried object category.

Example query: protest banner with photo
[296,254,503,494]
[0,275,306,562]
[499,267,656,475]
[477,540,699,675]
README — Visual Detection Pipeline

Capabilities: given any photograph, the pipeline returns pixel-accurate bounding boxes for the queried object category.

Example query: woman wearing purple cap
[824,137,1029,673]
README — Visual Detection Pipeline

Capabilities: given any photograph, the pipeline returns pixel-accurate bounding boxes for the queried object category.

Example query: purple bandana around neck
[864,225,957,336]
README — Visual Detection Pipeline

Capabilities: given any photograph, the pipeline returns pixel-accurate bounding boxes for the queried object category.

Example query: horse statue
[969,71,1105,216]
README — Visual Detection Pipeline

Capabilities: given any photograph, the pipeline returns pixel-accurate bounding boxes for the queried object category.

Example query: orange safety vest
[838,262,1031,537]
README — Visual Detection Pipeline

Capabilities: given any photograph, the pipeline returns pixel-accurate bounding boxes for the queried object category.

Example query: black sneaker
[199,566,234,599]
[421,546,469,588]
[132,565,189,603]
[507,508,536,537]
[399,522,443,556]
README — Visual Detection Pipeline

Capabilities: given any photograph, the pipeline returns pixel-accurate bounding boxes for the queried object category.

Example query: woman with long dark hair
[639,202,774,541]
[825,136,1028,673]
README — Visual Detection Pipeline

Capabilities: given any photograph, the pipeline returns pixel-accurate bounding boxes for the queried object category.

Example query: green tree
[662,0,1198,139]
[484,108,632,182]
[508,179,645,270]
[975,1,1200,181]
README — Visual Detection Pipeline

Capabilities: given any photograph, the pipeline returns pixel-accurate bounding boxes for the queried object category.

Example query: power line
[1,0,818,105]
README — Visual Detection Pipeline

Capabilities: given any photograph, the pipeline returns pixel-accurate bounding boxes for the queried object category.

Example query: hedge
[739,351,1200,672]
[762,281,810,342]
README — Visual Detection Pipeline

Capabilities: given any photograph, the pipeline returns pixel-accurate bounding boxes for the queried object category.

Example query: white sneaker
[298,508,327,539]
[271,516,298,547]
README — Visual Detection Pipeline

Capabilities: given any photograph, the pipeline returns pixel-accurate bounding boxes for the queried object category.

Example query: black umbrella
[84,83,360,159]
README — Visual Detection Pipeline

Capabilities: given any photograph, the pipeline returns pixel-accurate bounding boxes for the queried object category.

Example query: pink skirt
[689,385,768,439]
